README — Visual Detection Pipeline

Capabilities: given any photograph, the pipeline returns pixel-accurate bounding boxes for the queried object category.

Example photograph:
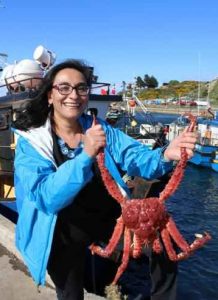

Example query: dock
[0,213,105,299]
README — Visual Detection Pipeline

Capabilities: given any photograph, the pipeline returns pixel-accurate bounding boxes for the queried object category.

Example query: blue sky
[0,0,218,89]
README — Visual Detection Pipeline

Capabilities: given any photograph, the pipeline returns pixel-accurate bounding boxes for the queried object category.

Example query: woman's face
[48,68,89,123]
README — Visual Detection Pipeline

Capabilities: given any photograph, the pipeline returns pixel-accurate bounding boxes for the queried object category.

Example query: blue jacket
[14,114,173,285]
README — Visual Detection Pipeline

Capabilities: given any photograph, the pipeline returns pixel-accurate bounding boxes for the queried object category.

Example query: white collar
[15,118,56,167]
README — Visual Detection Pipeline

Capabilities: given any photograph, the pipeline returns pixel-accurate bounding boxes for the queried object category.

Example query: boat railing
[123,95,148,114]
[0,76,43,95]
[134,96,148,114]
[134,96,157,126]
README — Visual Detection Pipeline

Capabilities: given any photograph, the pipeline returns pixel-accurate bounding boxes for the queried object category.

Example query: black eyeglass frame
[52,83,90,96]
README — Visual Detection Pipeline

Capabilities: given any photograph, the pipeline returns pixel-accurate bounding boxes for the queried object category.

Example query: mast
[197,53,201,117]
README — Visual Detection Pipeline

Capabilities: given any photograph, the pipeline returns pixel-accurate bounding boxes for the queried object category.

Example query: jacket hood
[14,118,56,166]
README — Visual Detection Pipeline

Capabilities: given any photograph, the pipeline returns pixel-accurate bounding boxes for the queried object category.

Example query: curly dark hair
[13,59,92,130]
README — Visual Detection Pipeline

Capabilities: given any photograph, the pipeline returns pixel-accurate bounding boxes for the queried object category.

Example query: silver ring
[194,144,198,151]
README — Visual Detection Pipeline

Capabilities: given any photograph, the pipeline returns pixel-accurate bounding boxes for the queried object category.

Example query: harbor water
[123,112,218,300]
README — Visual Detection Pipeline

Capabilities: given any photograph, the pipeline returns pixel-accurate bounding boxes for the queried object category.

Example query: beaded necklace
[57,137,83,159]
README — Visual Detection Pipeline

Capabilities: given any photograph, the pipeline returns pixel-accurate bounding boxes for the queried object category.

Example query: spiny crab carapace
[90,114,211,285]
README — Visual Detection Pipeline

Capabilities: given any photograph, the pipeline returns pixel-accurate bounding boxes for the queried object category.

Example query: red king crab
[90,114,211,285]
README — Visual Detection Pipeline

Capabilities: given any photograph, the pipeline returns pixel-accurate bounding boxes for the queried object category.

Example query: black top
[47,131,121,287]
[52,130,121,244]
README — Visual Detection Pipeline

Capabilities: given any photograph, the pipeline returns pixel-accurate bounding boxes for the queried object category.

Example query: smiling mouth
[63,103,81,108]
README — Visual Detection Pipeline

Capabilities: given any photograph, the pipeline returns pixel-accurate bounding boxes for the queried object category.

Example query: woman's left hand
[163,127,198,161]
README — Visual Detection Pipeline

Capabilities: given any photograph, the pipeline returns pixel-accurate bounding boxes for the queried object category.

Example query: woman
[12,59,197,300]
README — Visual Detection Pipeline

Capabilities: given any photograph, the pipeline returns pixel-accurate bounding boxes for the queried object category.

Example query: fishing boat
[190,116,218,172]
[114,112,167,149]
[104,93,168,150]
[167,110,218,172]
[105,102,124,125]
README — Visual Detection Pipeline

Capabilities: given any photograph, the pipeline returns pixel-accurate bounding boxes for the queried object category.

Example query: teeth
[64,103,79,107]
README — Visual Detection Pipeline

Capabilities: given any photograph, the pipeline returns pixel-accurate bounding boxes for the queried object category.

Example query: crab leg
[166,218,190,252]
[160,218,211,261]
[112,227,132,284]
[159,160,187,202]
[176,232,211,260]
[89,217,124,258]
[159,114,197,203]
[92,114,126,204]
[160,228,179,260]
[96,152,124,204]
[132,234,143,258]
[167,217,211,259]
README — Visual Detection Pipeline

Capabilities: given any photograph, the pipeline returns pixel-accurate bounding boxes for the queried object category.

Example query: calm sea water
[122,112,218,300]
[136,111,180,125]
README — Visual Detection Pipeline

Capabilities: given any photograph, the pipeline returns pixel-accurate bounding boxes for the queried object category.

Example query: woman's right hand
[83,123,106,157]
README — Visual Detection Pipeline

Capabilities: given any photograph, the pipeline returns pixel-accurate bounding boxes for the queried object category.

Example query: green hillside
[125,79,218,105]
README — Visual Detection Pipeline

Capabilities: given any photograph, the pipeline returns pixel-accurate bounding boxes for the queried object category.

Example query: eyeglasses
[52,83,90,96]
